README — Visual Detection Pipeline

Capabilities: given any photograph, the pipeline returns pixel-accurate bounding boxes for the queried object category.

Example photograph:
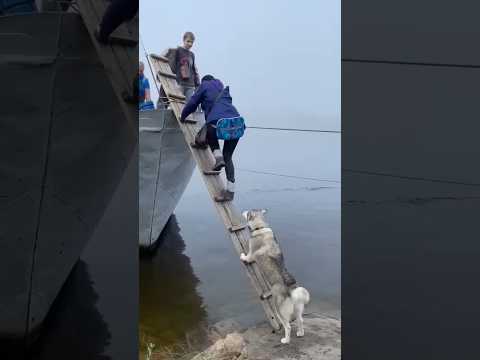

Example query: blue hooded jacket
[180,79,240,123]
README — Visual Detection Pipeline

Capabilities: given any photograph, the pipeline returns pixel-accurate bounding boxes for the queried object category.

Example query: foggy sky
[139,0,340,131]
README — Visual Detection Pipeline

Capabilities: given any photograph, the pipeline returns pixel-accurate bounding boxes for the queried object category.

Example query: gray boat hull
[0,13,136,344]
[139,109,195,248]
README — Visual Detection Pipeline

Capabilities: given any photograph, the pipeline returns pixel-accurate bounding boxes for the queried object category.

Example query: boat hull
[139,109,195,248]
[0,13,136,344]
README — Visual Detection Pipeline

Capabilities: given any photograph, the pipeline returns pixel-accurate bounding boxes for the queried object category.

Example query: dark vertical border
[342,1,480,359]
[0,5,139,359]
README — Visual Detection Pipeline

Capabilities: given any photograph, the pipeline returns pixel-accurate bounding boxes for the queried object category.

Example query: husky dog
[241,209,311,344]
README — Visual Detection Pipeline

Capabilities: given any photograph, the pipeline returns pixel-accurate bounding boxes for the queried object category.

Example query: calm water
[139,128,341,353]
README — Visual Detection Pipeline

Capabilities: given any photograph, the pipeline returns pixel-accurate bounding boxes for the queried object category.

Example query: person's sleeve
[181,83,204,120]
[170,48,178,74]
[192,53,200,87]
[144,78,150,90]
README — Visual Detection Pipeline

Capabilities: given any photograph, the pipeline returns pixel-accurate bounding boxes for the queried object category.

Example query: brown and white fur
[241,209,310,344]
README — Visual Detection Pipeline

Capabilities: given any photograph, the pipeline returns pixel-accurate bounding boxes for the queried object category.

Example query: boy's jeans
[157,86,195,109]
[182,86,201,112]
[181,86,195,102]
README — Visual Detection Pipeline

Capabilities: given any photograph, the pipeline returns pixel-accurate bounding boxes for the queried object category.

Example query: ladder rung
[157,70,176,79]
[109,34,138,46]
[229,223,247,232]
[150,53,170,63]
[203,169,221,175]
[168,93,186,102]
[190,142,207,149]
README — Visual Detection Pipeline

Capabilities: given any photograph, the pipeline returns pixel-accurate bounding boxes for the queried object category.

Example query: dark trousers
[207,123,239,183]
[99,0,138,41]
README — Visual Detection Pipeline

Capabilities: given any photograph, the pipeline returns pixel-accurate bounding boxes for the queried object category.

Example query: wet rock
[242,314,340,360]
[191,332,247,360]
[209,319,243,339]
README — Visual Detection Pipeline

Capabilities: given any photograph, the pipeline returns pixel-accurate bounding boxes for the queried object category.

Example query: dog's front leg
[240,252,253,263]
[240,240,255,263]
[260,291,272,300]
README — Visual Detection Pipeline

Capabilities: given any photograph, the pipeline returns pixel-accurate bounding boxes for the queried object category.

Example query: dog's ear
[261,209,267,214]
[242,210,249,220]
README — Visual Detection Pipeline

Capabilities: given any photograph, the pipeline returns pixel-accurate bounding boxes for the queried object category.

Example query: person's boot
[212,149,225,171]
[214,189,234,202]
[214,181,235,202]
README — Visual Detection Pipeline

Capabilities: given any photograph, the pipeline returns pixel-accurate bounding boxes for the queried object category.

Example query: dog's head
[242,209,269,231]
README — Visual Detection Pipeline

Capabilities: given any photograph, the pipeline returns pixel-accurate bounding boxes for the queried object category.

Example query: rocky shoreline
[191,313,341,360]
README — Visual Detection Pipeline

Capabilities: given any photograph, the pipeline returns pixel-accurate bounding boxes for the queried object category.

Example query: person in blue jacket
[137,61,155,111]
[180,75,241,202]
[138,61,151,103]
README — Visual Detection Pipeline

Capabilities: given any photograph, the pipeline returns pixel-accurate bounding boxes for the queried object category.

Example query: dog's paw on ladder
[260,292,272,300]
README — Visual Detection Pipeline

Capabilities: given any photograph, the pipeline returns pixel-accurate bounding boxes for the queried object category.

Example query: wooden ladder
[150,53,281,331]
[76,0,138,131]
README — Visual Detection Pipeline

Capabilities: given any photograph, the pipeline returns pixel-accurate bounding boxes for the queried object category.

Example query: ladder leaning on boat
[150,54,284,331]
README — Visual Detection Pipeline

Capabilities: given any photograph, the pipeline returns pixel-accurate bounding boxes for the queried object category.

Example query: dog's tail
[291,287,310,305]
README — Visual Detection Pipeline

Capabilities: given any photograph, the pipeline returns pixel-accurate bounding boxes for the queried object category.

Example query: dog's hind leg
[295,303,305,337]
[280,319,291,344]
[278,307,292,344]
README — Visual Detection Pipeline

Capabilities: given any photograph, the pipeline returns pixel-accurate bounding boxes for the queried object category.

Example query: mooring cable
[237,168,340,183]
[140,33,160,95]
[246,126,341,134]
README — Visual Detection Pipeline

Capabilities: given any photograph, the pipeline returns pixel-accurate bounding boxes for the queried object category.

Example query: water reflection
[28,261,111,360]
[139,215,207,353]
